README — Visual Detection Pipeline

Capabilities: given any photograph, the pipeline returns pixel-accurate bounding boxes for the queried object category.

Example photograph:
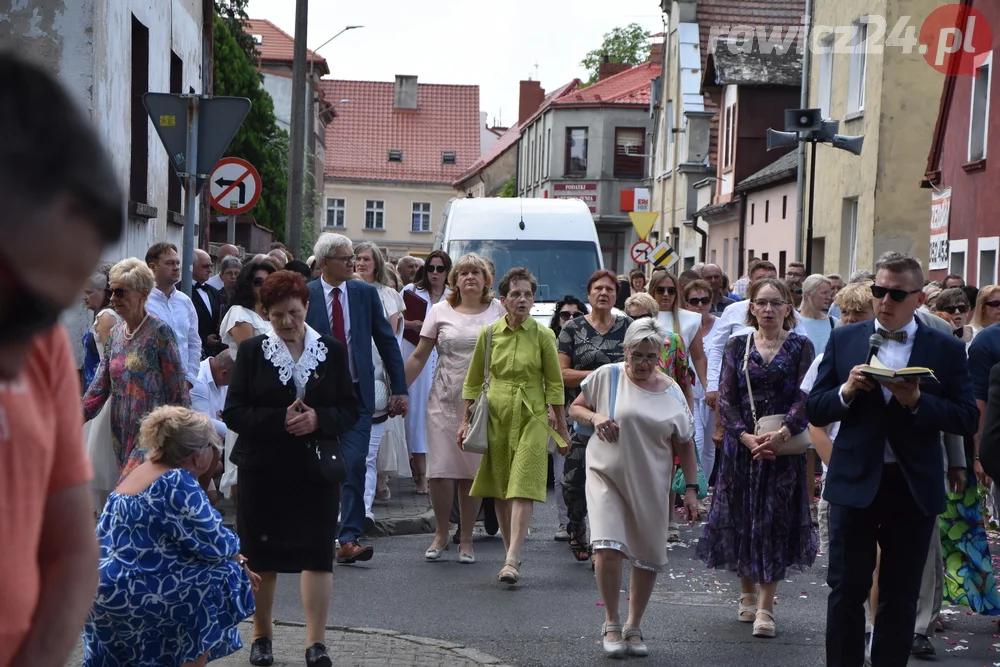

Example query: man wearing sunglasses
[807,252,978,667]
[0,54,124,667]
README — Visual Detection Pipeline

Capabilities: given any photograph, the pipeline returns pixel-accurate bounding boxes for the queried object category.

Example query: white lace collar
[261,325,328,390]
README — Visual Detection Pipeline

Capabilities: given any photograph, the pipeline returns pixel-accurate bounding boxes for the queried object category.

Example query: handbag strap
[482,324,493,390]
[742,332,758,430]
[609,363,621,420]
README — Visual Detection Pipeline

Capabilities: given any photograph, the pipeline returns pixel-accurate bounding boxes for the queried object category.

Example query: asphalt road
[269,493,1000,667]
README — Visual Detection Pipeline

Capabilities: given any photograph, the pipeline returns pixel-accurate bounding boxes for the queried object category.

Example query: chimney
[649,42,664,64]
[598,57,633,81]
[518,80,545,127]
[394,75,418,110]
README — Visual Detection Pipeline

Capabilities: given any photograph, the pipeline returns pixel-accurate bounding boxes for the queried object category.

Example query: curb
[372,508,437,536]
[272,621,514,666]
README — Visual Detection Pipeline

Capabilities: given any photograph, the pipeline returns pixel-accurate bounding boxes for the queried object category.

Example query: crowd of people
[5,52,1000,667]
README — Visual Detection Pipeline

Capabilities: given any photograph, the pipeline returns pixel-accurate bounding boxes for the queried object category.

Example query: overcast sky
[246,0,664,128]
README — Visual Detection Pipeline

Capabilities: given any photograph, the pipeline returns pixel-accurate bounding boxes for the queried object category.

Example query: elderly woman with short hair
[218,255,242,313]
[83,258,189,483]
[570,318,700,659]
[934,286,974,344]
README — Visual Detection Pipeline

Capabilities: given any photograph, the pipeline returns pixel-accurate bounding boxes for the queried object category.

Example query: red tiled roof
[550,61,661,107]
[245,19,329,76]
[321,79,480,184]
[455,124,520,185]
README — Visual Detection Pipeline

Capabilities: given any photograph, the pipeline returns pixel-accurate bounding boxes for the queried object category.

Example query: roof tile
[550,61,661,107]
[455,124,520,185]
[245,19,328,75]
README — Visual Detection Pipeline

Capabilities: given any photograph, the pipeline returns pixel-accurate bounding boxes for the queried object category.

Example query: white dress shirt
[146,286,201,385]
[194,285,212,310]
[320,276,357,382]
[191,358,227,437]
[205,274,225,291]
[800,352,836,473]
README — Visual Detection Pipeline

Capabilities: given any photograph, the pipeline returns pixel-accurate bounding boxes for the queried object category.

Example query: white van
[435,198,604,323]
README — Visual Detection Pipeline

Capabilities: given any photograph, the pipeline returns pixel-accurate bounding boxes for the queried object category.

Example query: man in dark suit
[806,252,977,667]
[305,233,407,564]
[191,249,224,358]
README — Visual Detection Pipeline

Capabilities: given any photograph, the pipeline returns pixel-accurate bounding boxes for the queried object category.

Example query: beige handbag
[462,325,493,454]
[742,333,810,456]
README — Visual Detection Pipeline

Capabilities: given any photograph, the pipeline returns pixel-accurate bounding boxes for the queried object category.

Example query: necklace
[756,331,786,356]
[123,313,149,341]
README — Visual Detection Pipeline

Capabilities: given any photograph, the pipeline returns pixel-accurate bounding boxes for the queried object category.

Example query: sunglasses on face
[559,310,584,321]
[871,285,922,302]
[654,286,677,296]
[0,251,65,343]
[687,296,711,306]
[108,287,131,299]
[986,300,1000,308]
[426,265,448,274]
[939,304,970,314]
[792,289,803,295]
[252,277,266,287]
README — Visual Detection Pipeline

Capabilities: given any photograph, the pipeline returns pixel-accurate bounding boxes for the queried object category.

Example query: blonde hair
[109,257,155,294]
[138,406,219,467]
[623,292,659,317]
[974,285,1000,329]
[446,253,495,307]
[646,270,680,320]
[801,273,831,298]
[834,282,873,312]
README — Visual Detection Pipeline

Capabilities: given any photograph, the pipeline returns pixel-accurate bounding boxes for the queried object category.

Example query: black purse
[306,437,347,485]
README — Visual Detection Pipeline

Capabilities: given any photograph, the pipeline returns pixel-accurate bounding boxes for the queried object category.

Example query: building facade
[739,152,799,276]
[456,125,520,198]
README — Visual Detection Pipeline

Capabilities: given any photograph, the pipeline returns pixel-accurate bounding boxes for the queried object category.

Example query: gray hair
[802,273,831,297]
[109,257,155,294]
[826,273,842,281]
[214,349,235,372]
[398,255,424,268]
[354,240,390,287]
[220,255,242,273]
[875,251,924,289]
[623,317,668,350]
[849,269,875,284]
[89,261,113,290]
[138,405,219,467]
[313,232,352,261]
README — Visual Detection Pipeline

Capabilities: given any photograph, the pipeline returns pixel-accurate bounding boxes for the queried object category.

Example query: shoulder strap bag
[742,332,810,456]
[462,324,493,454]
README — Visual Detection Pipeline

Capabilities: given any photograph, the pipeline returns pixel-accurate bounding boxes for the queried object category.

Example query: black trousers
[826,465,936,667]
[561,431,588,537]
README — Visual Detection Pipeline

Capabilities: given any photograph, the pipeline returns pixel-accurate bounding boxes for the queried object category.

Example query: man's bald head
[217,244,239,261]
[396,256,424,285]
[192,248,214,283]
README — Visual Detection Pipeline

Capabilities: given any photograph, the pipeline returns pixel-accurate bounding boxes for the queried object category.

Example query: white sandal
[623,626,648,657]
[738,593,758,622]
[753,609,776,638]
[601,621,625,658]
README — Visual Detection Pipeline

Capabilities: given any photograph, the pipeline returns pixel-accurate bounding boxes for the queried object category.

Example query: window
[846,198,860,274]
[747,249,755,267]
[750,202,755,225]
[442,151,457,165]
[782,195,788,219]
[817,35,834,118]
[365,200,385,230]
[411,202,431,232]
[325,198,345,228]
[979,237,999,286]
[765,200,770,222]
[722,104,736,169]
[949,239,968,281]
[565,127,588,175]
[969,52,992,162]
[167,51,182,214]
[129,15,149,205]
[779,250,787,276]
[723,238,730,276]
[848,21,868,113]
[761,252,769,261]
[614,127,645,179]
[536,139,543,183]
[388,149,403,162]
[545,127,551,177]
[710,249,717,264]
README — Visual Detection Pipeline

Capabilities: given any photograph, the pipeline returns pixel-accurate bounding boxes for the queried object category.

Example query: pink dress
[420,299,505,479]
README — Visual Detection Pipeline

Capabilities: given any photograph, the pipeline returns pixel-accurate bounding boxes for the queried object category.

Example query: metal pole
[306,58,316,234]
[181,94,200,296]
[795,0,813,264]
[285,0,309,259]
[805,139,818,274]
[227,211,236,245]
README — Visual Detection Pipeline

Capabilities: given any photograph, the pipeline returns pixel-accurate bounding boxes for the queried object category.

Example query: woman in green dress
[459,267,571,585]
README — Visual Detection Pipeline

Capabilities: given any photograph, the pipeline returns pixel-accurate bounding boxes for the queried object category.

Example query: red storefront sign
[552,182,598,213]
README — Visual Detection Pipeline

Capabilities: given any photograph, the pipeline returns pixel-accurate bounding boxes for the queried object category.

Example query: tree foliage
[498,177,517,198]
[215,0,257,64]
[580,23,651,86]
[213,14,287,240]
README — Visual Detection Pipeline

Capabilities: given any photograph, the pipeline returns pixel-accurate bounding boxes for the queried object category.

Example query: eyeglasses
[654,286,677,296]
[198,263,213,270]
[252,277,266,287]
[687,296,711,306]
[559,310,584,321]
[752,299,786,310]
[628,352,659,366]
[506,290,535,301]
[871,285,922,302]
[426,265,448,274]
[939,304,970,314]
[792,289,803,295]
[325,254,355,265]
[0,250,65,344]
[986,300,1000,308]
[108,287,130,299]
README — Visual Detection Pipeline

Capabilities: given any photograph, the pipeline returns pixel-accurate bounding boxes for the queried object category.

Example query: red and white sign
[630,240,653,265]
[209,157,262,216]
[553,182,598,213]
[929,187,952,271]
[619,187,650,212]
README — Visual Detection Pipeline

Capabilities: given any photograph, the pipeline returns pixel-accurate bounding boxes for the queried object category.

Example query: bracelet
[685,483,699,491]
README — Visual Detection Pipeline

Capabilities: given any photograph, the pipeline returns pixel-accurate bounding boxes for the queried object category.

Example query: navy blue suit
[807,318,977,667]
[306,278,407,545]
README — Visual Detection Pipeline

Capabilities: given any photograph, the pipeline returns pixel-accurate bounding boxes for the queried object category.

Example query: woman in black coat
[223,270,359,667]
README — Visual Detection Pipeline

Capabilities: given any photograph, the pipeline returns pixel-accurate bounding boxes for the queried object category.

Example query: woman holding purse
[696,277,817,639]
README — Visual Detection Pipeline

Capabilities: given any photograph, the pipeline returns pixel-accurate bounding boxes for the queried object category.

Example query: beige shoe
[738,593,758,622]
[601,622,625,659]
[623,626,648,657]
[753,609,776,638]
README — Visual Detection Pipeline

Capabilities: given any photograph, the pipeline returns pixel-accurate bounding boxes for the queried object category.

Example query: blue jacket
[305,279,407,414]
[805,318,978,516]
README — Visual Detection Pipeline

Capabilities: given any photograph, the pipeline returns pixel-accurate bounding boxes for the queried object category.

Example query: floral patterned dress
[697,332,818,583]
[83,316,190,481]
[940,484,1000,614]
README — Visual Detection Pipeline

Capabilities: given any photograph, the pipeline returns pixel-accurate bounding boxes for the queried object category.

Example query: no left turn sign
[630,240,653,264]
[209,157,262,215]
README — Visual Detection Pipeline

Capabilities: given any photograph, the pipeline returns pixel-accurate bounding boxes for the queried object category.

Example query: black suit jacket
[192,283,224,358]
[223,333,361,471]
[806,318,978,516]
[978,362,1000,480]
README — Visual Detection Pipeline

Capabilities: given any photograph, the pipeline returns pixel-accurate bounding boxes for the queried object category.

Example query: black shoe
[249,637,273,666]
[306,642,332,667]
[452,526,461,544]
[483,501,499,536]
[911,634,936,658]
[363,515,377,536]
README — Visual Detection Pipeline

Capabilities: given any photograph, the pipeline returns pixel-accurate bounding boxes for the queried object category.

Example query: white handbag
[462,325,493,454]
[83,400,121,510]
[742,333,810,455]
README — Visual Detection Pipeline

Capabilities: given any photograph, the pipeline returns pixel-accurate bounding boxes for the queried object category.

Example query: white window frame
[410,201,431,233]
[817,35,834,118]
[969,51,993,162]
[949,238,969,282]
[325,198,345,229]
[364,199,385,231]
[980,236,999,286]
[848,198,860,274]
[847,20,868,114]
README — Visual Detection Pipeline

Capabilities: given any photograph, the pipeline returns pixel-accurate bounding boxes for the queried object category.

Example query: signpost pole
[227,207,236,246]
[181,95,200,296]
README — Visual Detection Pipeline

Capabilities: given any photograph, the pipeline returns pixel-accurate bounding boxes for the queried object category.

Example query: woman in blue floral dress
[84,406,257,666]
[697,278,817,639]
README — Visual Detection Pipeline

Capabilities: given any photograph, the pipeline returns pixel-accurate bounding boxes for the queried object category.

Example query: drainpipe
[688,216,708,262]
[737,191,748,278]
[795,0,813,263]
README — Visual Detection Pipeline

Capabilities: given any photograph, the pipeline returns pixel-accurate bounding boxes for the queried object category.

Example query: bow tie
[877,328,907,343]
[954,328,964,339]
[194,283,206,290]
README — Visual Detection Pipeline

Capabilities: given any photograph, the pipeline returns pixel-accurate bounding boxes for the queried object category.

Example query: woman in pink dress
[405,253,505,564]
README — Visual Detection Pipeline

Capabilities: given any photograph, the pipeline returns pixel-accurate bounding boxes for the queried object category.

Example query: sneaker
[554,525,570,541]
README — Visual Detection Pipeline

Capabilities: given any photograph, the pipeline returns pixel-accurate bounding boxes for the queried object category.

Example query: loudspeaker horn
[766,128,800,151]
[784,108,823,132]
[816,119,840,143]
[831,134,865,156]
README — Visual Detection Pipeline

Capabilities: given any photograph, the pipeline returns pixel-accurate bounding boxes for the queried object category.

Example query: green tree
[580,23,651,86]
[498,177,517,197]
[215,0,257,63]
[213,14,288,240]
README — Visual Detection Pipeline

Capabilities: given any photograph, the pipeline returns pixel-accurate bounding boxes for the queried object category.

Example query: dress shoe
[601,621,625,659]
[623,626,649,657]
[911,634,936,658]
[363,516,377,536]
[337,541,373,564]
[305,642,332,667]
[424,542,449,561]
[248,637,273,666]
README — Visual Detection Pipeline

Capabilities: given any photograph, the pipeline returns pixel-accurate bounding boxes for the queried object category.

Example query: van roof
[443,198,599,243]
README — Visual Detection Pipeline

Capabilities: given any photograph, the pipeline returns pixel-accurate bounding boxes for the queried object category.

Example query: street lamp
[767,108,864,274]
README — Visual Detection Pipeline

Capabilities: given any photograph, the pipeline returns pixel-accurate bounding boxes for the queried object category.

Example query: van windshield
[447,239,601,302]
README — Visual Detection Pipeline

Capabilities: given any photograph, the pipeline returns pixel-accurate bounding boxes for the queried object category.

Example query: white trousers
[693,398,717,484]
[364,420,387,518]
[552,453,569,526]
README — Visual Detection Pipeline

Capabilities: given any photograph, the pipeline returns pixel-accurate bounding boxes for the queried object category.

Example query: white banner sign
[929,187,952,271]
[634,188,650,213]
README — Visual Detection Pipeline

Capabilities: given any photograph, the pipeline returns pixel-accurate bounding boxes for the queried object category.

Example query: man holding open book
[806,252,978,667]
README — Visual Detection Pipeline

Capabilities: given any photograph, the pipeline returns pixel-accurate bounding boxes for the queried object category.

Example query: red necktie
[331,287,347,351]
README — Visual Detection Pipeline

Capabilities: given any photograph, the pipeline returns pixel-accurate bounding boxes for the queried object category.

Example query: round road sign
[630,240,653,265]
[209,157,262,215]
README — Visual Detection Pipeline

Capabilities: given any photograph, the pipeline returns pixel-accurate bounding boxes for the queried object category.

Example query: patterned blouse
[557,314,633,406]
[658,332,694,388]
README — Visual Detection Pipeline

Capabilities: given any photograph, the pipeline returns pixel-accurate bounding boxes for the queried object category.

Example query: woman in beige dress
[405,253,505,563]
[569,318,700,660]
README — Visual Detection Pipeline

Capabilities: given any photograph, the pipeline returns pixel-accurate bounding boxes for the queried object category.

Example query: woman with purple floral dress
[697,278,817,639]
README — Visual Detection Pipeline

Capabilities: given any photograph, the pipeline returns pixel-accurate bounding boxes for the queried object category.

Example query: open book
[860,355,938,383]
